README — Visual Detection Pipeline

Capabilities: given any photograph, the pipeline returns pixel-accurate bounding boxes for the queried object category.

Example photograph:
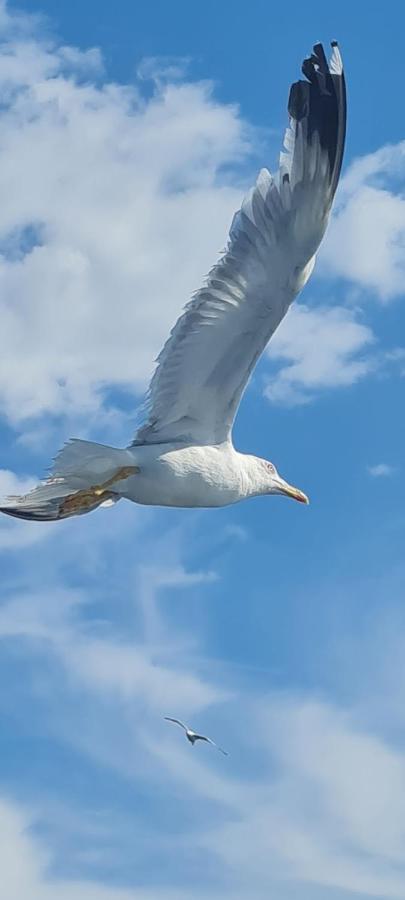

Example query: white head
[248,457,309,504]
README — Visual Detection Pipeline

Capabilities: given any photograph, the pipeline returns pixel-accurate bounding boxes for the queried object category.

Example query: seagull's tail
[0,439,134,522]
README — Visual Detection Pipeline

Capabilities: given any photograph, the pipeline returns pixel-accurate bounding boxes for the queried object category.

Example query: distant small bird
[164,717,228,755]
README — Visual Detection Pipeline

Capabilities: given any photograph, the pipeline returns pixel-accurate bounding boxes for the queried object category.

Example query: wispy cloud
[2,510,405,900]
[0,577,226,716]
[367,463,396,478]
[222,523,248,542]
[197,696,405,900]
[0,793,234,900]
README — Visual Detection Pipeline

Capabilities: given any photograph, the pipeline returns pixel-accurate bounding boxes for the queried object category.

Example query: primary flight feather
[1,42,346,522]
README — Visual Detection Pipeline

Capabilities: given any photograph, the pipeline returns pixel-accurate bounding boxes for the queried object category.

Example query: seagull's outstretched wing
[133,42,346,448]
[164,716,188,732]
[194,734,229,756]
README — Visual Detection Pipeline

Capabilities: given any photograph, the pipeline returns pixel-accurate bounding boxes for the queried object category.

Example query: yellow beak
[277,481,309,504]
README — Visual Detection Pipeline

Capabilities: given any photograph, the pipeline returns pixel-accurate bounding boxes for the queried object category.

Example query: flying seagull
[0,42,346,523]
[164,717,228,755]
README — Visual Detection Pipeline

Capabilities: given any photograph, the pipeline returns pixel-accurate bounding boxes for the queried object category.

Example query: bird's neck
[237,453,263,499]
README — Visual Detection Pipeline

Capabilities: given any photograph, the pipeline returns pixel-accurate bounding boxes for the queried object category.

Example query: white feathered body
[108,442,251,508]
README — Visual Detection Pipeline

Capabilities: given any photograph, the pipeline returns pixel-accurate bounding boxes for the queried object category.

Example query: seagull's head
[254,458,309,504]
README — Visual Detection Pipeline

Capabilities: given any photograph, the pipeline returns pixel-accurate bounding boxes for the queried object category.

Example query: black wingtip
[312,43,329,74]
[287,40,346,199]
[331,40,339,47]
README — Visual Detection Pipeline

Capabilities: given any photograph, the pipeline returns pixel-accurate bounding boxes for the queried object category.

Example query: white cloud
[137,55,191,83]
[0,467,34,496]
[0,794,232,900]
[0,577,225,715]
[321,141,405,300]
[367,463,396,478]
[385,347,405,376]
[222,523,248,542]
[265,302,375,405]
[6,663,405,900]
[194,697,405,900]
[136,564,218,644]
[3,513,405,899]
[0,3,249,424]
[6,687,405,900]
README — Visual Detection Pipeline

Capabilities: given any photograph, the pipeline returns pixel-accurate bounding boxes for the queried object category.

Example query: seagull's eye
[266,462,275,474]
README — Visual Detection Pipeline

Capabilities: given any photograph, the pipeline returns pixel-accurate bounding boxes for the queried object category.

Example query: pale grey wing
[194,734,229,756]
[164,717,188,732]
[132,43,346,447]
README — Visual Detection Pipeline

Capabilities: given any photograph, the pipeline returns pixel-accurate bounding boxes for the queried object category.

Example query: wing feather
[133,42,346,447]
[164,717,188,731]
[194,734,229,755]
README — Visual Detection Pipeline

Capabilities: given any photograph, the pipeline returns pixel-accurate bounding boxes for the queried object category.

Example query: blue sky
[1,1,405,898]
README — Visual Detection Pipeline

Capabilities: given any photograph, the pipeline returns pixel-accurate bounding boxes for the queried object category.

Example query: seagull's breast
[119,443,243,508]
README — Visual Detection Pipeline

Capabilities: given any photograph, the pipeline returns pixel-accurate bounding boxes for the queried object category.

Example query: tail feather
[49,439,131,485]
[0,439,131,522]
[0,480,118,522]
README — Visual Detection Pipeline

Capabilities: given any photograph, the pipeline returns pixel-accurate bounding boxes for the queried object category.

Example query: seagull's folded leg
[59,466,140,517]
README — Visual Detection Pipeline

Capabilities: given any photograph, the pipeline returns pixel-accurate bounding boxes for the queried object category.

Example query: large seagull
[1,42,346,523]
